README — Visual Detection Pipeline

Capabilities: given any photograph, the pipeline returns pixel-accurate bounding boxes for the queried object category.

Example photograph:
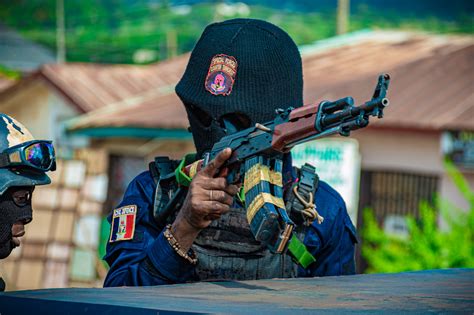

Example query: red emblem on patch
[205,54,237,96]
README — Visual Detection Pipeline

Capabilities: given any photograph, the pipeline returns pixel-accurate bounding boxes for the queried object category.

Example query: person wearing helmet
[0,114,55,270]
[103,19,357,287]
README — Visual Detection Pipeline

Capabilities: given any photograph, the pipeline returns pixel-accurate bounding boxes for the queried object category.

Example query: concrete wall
[0,79,80,146]
[352,128,474,211]
[440,172,474,212]
[0,80,52,140]
[48,90,82,148]
[352,128,443,174]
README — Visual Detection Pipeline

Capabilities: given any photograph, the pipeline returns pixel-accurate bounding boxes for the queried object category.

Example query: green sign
[292,138,361,226]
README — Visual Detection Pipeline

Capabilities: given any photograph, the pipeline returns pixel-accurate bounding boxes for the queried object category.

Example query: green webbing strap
[238,186,245,204]
[174,153,196,187]
[174,154,246,202]
[287,234,316,269]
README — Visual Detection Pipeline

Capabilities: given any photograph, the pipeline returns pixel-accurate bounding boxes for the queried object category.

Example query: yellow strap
[246,192,285,223]
[244,163,282,194]
[188,160,200,179]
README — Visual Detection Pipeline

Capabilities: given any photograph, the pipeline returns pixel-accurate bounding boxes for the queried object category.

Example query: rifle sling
[287,235,316,269]
[286,163,319,268]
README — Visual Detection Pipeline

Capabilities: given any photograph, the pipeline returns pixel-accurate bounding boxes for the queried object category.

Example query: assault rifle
[207,73,390,172]
[165,74,390,264]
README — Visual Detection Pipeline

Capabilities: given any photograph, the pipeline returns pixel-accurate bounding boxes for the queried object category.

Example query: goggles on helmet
[0,140,56,172]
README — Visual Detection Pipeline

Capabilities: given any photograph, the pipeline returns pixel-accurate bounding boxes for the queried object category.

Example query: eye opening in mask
[9,186,34,207]
[186,103,214,128]
[218,113,251,135]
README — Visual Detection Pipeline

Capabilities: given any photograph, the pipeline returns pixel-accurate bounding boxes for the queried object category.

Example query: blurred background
[0,0,472,290]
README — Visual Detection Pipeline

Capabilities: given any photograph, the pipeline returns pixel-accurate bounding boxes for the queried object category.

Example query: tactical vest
[150,157,319,281]
[193,205,297,281]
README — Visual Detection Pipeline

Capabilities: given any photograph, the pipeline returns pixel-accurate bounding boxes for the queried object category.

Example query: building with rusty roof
[1,29,472,207]
[58,30,474,135]
[0,28,472,204]
[0,29,473,285]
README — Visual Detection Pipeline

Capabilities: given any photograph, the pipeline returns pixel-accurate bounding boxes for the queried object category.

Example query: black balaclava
[176,19,304,158]
[0,187,32,259]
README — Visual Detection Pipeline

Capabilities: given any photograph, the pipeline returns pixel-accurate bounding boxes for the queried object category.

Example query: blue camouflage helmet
[0,113,51,195]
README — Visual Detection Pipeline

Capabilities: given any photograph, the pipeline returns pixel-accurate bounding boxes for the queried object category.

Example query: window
[356,170,439,272]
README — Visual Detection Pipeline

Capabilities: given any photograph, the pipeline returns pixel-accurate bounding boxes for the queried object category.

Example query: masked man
[0,113,56,290]
[104,19,358,287]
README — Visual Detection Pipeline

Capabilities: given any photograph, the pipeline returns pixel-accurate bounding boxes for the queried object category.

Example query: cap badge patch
[109,205,137,242]
[205,54,237,96]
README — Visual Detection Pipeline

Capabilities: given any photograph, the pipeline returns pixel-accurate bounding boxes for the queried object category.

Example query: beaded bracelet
[163,224,198,265]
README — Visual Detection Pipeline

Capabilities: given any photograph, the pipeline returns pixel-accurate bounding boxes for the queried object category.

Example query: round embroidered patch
[205,54,237,96]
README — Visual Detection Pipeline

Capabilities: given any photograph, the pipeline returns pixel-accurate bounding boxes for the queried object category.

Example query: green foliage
[0,65,21,80]
[0,1,472,65]
[362,161,474,273]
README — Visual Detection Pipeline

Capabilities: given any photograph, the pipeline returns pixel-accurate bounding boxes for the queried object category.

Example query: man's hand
[171,148,239,251]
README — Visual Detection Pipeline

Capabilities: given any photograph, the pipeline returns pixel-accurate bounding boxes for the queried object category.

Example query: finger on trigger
[202,148,231,177]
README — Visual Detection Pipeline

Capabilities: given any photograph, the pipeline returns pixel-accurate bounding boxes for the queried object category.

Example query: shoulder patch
[205,54,237,96]
[109,205,137,243]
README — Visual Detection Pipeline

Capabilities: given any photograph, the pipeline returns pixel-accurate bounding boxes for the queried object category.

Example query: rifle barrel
[322,97,354,114]
[320,97,388,128]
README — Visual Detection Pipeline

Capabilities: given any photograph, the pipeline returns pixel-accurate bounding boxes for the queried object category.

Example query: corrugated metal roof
[69,31,474,133]
[300,31,474,131]
[0,76,15,92]
[66,92,188,130]
[39,54,189,114]
[1,30,472,133]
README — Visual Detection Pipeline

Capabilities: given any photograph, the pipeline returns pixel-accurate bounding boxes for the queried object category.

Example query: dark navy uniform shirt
[103,169,358,287]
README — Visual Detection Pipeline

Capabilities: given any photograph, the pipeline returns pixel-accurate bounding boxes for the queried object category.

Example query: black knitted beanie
[176,18,303,156]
